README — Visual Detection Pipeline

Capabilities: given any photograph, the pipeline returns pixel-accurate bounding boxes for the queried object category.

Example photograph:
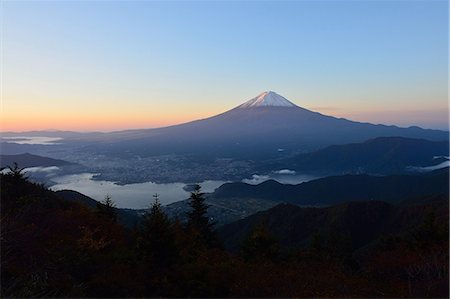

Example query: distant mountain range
[42,166,449,229]
[0,153,73,168]
[52,169,449,234]
[218,194,449,253]
[163,168,449,227]
[1,141,447,229]
[1,91,448,186]
[264,136,449,175]
[77,91,448,159]
[213,167,449,206]
[20,163,448,234]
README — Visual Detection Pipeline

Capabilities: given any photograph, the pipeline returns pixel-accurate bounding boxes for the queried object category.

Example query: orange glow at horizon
[2,105,448,132]
[2,1,447,133]
[0,111,219,132]
[2,86,448,132]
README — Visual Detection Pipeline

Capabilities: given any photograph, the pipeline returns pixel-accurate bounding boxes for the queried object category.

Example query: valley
[1,91,448,217]
[3,2,448,296]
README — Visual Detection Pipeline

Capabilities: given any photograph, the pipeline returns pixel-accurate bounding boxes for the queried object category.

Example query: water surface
[2,136,63,145]
[50,173,226,209]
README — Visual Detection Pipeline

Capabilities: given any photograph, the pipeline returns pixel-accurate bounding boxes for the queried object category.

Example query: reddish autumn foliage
[1,173,448,298]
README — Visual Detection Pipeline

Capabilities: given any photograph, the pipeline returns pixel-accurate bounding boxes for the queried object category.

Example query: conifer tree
[138,194,177,268]
[5,162,27,181]
[96,194,117,222]
[186,184,217,247]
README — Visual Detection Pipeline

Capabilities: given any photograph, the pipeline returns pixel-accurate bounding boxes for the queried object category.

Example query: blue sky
[2,0,448,131]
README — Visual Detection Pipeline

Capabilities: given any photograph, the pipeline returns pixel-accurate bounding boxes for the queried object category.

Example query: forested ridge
[1,169,448,298]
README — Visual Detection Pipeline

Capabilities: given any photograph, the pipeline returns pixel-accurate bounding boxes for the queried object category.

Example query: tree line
[1,166,448,298]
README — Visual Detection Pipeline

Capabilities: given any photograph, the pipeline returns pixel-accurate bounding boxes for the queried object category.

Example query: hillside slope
[266,137,449,175]
[213,168,449,205]
[0,153,73,168]
[219,195,449,252]
[79,92,448,159]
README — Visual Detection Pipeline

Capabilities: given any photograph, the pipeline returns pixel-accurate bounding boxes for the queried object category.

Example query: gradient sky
[1,0,448,132]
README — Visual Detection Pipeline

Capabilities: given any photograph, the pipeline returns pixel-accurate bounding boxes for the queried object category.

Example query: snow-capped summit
[237,91,297,108]
[88,90,447,160]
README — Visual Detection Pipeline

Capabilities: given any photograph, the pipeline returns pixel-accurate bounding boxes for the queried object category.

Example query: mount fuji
[237,91,297,108]
[86,91,448,159]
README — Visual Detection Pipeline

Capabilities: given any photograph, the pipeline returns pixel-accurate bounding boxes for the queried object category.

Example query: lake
[48,170,318,209]
[50,173,227,209]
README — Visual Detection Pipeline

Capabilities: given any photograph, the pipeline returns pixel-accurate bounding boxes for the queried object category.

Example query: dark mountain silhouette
[55,189,101,208]
[157,169,450,227]
[2,168,448,298]
[218,194,449,252]
[82,91,448,159]
[55,190,143,228]
[0,153,73,168]
[212,168,449,206]
[266,137,449,175]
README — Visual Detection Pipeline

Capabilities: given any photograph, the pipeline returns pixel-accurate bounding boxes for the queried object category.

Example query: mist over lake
[242,172,319,185]
[1,136,63,145]
[49,173,227,209]
[46,170,320,209]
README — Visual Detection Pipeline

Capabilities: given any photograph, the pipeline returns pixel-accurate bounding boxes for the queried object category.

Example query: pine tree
[138,194,177,268]
[96,195,117,222]
[186,184,217,247]
[5,162,27,181]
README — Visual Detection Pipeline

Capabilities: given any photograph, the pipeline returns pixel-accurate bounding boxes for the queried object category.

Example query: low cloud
[274,169,296,175]
[242,174,270,185]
